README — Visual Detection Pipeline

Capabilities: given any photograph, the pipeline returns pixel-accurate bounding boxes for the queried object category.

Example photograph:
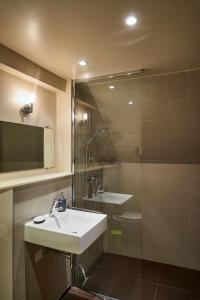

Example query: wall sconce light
[78,112,88,126]
[83,113,88,121]
[21,103,34,114]
[21,93,36,115]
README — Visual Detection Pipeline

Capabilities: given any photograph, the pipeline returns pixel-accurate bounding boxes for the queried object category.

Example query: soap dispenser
[57,192,67,212]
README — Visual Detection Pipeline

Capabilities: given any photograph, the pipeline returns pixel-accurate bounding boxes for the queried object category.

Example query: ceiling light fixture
[109,85,115,90]
[79,60,88,66]
[125,15,138,26]
[128,100,133,105]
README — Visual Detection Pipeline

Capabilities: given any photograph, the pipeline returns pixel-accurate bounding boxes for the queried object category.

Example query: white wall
[0,68,57,128]
[0,67,72,175]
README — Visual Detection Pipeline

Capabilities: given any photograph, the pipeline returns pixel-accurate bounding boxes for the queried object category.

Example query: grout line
[156,283,200,295]
[110,273,159,286]
[154,284,159,300]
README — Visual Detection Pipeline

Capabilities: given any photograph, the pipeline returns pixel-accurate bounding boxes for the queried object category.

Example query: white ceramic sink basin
[24,209,107,254]
[83,192,133,205]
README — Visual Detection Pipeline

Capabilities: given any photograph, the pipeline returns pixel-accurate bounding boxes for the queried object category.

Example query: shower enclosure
[73,74,143,299]
[72,69,200,300]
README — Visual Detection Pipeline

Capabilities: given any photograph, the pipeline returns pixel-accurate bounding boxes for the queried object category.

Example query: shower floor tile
[158,263,200,293]
[63,253,200,300]
[111,276,156,300]
[121,257,162,283]
[155,286,200,300]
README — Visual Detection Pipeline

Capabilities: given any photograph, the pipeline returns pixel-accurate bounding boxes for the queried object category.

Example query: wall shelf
[75,163,119,173]
[0,171,73,191]
[76,98,98,111]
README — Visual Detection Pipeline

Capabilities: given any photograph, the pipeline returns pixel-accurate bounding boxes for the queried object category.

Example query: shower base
[83,253,200,300]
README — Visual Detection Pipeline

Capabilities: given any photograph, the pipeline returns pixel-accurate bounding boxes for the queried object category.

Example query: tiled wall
[141,71,200,163]
[142,163,200,270]
[76,69,200,271]
[141,70,200,270]
[81,77,142,163]
[103,163,142,258]
[81,69,200,164]
[13,177,72,300]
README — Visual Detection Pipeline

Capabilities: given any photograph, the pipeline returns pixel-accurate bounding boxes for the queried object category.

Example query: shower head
[86,127,108,146]
[95,127,107,136]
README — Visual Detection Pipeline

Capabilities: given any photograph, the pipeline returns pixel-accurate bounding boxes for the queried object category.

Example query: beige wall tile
[167,72,189,101]
[142,118,169,134]
[14,178,71,222]
[183,238,200,270]
[142,101,169,120]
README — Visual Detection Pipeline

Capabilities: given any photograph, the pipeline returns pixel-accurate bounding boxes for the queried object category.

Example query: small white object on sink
[25,209,107,254]
[33,216,46,224]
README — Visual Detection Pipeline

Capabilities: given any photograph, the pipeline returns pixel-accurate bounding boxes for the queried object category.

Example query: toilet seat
[113,211,142,222]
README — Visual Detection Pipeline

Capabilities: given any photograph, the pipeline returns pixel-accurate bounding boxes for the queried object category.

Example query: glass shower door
[73,75,143,299]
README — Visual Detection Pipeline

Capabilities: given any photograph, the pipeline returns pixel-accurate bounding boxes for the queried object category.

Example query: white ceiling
[0,0,200,80]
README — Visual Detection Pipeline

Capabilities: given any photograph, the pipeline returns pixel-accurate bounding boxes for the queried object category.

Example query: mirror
[0,121,55,173]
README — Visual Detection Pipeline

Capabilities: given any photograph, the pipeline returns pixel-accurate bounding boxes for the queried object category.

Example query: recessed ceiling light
[125,15,137,26]
[109,85,115,90]
[79,60,88,66]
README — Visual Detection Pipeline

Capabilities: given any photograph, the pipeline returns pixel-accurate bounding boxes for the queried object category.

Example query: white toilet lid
[113,211,142,221]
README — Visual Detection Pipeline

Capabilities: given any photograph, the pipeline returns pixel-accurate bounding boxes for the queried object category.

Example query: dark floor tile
[96,253,128,271]
[122,257,162,283]
[84,264,118,296]
[156,286,200,300]
[82,253,200,299]
[110,276,156,300]
[158,264,200,293]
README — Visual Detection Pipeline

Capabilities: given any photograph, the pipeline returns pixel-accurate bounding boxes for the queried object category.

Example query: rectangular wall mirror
[0,121,55,173]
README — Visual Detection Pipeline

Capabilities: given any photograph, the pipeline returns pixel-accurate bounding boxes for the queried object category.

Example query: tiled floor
[66,253,200,300]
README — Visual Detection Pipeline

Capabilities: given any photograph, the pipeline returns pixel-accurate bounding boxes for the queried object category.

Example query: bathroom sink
[83,192,133,205]
[24,209,107,254]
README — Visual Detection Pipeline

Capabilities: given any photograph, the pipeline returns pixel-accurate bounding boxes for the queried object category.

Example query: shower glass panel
[73,75,143,299]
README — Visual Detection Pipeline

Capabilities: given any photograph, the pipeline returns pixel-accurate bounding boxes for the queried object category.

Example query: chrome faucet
[49,198,59,217]
[49,193,67,216]
[96,183,104,195]
[87,175,104,199]
[87,175,96,199]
